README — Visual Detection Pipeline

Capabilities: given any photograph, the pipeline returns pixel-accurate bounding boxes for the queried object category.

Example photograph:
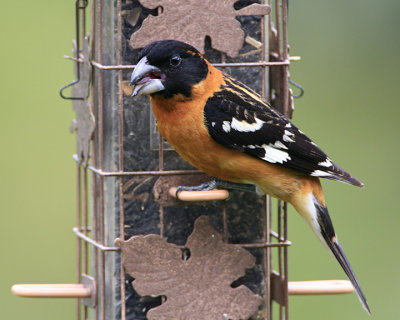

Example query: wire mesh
[69,1,292,319]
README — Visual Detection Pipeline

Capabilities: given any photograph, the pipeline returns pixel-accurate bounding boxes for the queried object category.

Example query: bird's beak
[129,56,166,97]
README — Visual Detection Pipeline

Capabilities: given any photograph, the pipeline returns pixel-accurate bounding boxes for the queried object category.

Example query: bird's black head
[129,40,209,98]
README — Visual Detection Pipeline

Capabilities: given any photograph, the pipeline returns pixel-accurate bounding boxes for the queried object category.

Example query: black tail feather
[314,197,370,314]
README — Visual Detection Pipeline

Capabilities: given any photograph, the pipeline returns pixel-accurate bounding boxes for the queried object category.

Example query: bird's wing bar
[204,83,363,187]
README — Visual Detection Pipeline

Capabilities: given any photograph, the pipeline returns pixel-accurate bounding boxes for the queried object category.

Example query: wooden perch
[288,280,354,295]
[169,187,229,202]
[11,284,92,298]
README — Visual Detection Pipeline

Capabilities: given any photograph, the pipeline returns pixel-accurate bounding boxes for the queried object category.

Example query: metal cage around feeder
[11,1,355,320]
[74,1,291,319]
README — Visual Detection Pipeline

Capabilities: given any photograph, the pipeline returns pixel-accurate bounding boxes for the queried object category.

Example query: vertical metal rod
[283,202,289,320]
[261,3,272,318]
[158,135,165,237]
[222,202,228,242]
[282,2,289,318]
[260,20,268,320]
[81,0,86,44]
[96,1,106,319]
[281,0,289,117]
[90,0,99,319]
[117,1,126,319]
[220,52,227,72]
[75,0,81,91]
[76,163,82,320]
[268,195,273,318]
[158,134,164,171]
[80,10,88,320]
[264,195,271,320]
[83,167,89,320]
[261,7,267,99]
[277,200,283,320]
[97,1,104,172]
[100,186,105,320]
[267,3,273,315]
[219,51,228,244]
[160,206,165,238]
[83,169,89,274]
[282,0,288,62]
[275,0,282,58]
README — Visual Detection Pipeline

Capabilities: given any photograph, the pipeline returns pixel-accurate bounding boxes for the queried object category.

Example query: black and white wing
[204,76,364,187]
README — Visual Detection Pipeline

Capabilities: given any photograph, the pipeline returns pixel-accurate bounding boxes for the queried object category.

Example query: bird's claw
[175,180,218,198]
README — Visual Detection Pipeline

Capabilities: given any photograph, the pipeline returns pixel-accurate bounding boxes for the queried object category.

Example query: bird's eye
[170,55,181,67]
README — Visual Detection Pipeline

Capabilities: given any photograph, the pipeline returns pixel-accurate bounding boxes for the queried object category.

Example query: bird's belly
[151,98,304,202]
[157,118,302,201]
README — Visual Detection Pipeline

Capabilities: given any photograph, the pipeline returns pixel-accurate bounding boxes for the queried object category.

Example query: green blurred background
[0,1,399,319]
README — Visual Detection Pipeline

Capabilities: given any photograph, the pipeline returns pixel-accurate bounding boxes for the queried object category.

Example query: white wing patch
[318,158,333,167]
[262,144,291,163]
[283,130,295,143]
[231,117,265,132]
[311,170,332,177]
[222,121,231,132]
[244,140,290,164]
[273,140,288,150]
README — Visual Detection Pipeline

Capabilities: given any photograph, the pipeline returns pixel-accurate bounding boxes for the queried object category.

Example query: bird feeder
[12,1,354,320]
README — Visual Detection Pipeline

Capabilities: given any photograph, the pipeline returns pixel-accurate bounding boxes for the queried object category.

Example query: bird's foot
[175,180,218,197]
[175,178,256,197]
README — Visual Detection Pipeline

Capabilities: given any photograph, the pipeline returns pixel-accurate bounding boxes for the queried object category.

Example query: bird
[129,39,370,314]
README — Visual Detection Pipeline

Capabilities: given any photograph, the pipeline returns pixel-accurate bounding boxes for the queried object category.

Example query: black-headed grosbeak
[129,40,370,313]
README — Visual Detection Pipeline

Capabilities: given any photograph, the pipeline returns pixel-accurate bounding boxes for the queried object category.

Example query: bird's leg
[175,178,256,197]
[213,179,257,193]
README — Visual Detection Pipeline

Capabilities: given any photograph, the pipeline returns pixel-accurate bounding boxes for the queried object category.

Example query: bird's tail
[294,193,371,314]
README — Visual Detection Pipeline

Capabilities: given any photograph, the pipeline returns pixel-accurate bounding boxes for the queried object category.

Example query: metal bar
[262,3,272,317]
[158,119,165,238]
[160,206,165,237]
[117,1,126,319]
[282,1,290,318]
[277,200,284,319]
[73,227,290,251]
[74,155,203,176]
[239,241,291,248]
[76,163,82,320]
[75,226,92,233]
[96,1,106,319]
[270,230,288,244]
[266,194,273,319]
[275,0,282,59]
[283,202,289,320]
[83,167,88,319]
[90,0,99,318]
[59,0,85,100]
[220,52,227,72]
[81,0,88,298]
[73,228,120,251]
[83,168,88,275]
[83,166,202,178]
[281,0,289,119]
[90,60,293,70]
[222,202,228,242]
